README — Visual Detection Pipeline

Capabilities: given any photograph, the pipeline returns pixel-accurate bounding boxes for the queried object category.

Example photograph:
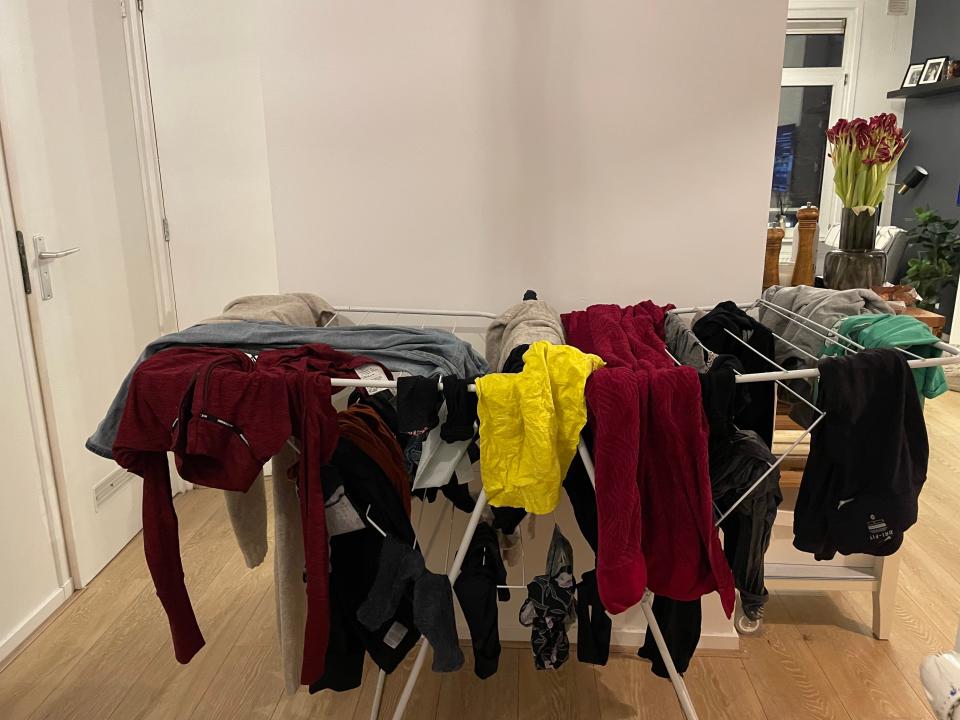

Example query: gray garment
[758,286,891,426]
[225,474,268,569]
[758,285,891,370]
[86,321,489,459]
[271,444,308,694]
[200,292,347,328]
[485,299,564,372]
[664,312,710,372]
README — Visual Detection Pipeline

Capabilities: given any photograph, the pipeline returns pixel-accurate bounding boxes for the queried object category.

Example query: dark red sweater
[561,303,734,616]
[113,344,376,685]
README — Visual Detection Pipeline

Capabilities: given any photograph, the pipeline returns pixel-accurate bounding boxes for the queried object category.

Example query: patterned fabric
[518,570,576,670]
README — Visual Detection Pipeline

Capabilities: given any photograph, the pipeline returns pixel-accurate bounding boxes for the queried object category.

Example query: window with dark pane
[782,33,844,68]
[769,85,832,226]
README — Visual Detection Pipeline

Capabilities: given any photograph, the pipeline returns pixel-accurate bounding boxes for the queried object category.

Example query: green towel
[822,314,948,401]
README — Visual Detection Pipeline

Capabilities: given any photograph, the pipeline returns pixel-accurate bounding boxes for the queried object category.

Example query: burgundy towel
[562,303,734,616]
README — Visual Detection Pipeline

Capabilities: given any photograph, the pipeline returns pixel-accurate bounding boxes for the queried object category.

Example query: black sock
[413,573,465,672]
[397,376,442,437]
[440,376,478,442]
[576,570,611,666]
[441,475,476,513]
[454,523,507,679]
[638,595,701,678]
[356,536,425,631]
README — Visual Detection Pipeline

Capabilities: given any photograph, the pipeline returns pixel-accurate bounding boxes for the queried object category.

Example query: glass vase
[837,207,879,251]
[825,207,884,289]
[823,249,887,290]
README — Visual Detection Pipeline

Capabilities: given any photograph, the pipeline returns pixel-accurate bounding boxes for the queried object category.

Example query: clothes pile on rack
[85,286,952,720]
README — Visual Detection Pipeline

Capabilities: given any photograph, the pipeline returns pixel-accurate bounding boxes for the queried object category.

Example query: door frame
[122,0,179,337]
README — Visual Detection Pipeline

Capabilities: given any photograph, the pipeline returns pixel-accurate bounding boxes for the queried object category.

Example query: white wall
[260,1,789,311]
[850,0,915,120]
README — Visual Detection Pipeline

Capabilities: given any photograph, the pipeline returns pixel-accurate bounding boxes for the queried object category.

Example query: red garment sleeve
[140,453,205,663]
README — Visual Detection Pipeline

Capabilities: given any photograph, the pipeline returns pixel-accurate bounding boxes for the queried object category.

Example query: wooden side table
[903,306,946,337]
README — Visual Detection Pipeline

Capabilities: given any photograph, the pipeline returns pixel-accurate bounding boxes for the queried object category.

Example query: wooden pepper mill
[791,203,819,287]
[763,224,784,290]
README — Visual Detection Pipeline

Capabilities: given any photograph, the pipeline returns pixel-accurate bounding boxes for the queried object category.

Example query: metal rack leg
[390,488,489,720]
[640,591,700,720]
[370,668,387,720]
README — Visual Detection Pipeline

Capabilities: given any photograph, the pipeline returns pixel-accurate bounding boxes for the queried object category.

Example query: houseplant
[902,207,960,313]
[823,113,908,289]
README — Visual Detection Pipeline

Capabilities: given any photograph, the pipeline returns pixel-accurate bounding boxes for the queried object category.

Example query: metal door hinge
[162,217,170,243]
[138,0,144,12]
[120,0,127,18]
[15,230,31,295]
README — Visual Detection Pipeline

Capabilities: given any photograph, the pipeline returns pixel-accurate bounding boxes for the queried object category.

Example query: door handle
[33,235,80,300]
[38,246,81,260]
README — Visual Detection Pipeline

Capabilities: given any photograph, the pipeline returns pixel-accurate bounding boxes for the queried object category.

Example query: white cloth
[412,406,473,490]
[823,224,903,250]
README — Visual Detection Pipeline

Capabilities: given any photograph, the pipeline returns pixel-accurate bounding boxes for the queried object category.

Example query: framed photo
[902,63,925,88]
[919,57,948,85]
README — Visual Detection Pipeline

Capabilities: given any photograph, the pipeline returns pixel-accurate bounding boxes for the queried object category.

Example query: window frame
[777,1,862,253]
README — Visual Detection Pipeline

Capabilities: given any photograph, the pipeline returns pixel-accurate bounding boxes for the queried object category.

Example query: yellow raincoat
[475,341,604,514]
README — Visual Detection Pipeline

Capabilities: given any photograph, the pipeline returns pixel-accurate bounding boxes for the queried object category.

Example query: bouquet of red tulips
[826,113,908,214]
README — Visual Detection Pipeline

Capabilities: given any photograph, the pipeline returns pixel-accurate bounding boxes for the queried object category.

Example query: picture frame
[919,57,948,85]
[902,63,925,88]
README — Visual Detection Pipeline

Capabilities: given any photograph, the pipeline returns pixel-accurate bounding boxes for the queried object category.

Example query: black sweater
[793,349,928,560]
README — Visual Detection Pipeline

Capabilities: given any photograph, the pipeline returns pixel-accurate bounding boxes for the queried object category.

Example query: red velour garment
[561,303,735,617]
[114,344,378,685]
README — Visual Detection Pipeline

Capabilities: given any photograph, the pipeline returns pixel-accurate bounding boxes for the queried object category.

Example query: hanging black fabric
[637,595,701,678]
[794,349,928,560]
[454,522,509,679]
[693,302,776,446]
[310,442,421,693]
[576,570,611,665]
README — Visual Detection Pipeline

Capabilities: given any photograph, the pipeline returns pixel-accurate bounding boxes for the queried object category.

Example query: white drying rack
[321,301,960,720]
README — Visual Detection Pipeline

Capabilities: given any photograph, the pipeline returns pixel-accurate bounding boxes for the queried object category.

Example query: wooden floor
[2,395,959,720]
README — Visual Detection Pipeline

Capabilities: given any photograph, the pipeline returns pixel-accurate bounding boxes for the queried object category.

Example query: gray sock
[414,572,465,672]
[357,536,425,631]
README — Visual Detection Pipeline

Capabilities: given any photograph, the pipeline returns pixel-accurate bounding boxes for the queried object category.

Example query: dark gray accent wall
[891,0,960,226]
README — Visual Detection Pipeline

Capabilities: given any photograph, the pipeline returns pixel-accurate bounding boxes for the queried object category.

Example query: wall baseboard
[0,580,72,669]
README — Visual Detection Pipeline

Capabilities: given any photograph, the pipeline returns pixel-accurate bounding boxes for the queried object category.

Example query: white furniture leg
[873,553,901,640]
[390,488,489,720]
[370,668,387,720]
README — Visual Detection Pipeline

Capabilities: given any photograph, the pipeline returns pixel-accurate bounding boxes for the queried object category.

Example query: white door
[0,0,166,585]
[141,0,279,329]
[0,225,70,661]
